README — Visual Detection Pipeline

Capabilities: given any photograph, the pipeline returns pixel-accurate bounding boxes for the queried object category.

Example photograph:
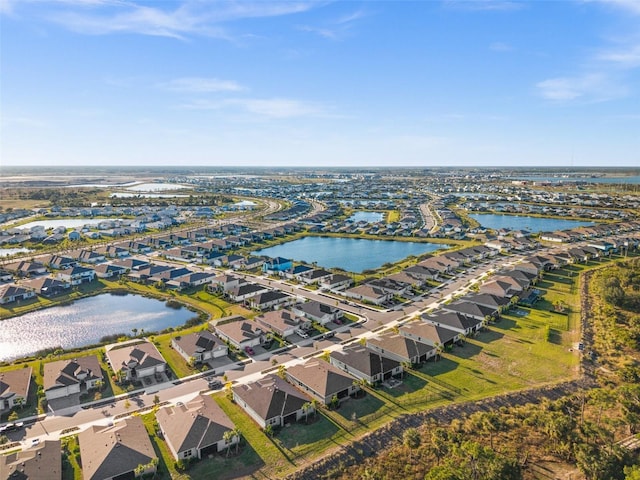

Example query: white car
[296,329,309,338]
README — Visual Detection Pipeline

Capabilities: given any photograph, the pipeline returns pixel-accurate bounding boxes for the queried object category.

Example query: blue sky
[1,0,639,167]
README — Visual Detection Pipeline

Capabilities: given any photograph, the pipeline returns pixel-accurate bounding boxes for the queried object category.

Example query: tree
[403,427,421,462]
[232,427,241,454]
[223,429,235,457]
[7,410,19,422]
[124,399,131,411]
[131,328,138,337]
[277,365,287,379]
[302,402,312,424]
[434,342,444,361]
[153,395,160,407]
[625,465,640,480]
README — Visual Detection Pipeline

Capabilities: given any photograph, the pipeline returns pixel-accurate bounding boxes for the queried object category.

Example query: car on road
[244,346,255,356]
[30,438,40,447]
[0,422,24,433]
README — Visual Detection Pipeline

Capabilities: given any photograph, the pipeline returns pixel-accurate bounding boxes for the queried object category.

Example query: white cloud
[536,73,627,102]
[160,77,245,93]
[443,0,525,12]
[297,24,339,40]
[591,0,640,14]
[181,97,328,119]
[14,1,321,39]
[489,41,513,52]
[597,43,640,68]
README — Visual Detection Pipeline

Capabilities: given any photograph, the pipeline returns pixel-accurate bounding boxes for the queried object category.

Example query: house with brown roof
[105,340,167,382]
[233,374,313,429]
[172,331,228,365]
[0,367,32,412]
[286,359,359,405]
[22,276,71,297]
[156,394,238,460]
[366,331,436,365]
[255,310,308,338]
[214,319,264,350]
[0,440,61,480]
[330,344,402,385]
[398,321,458,349]
[43,356,103,402]
[344,285,391,305]
[78,417,157,480]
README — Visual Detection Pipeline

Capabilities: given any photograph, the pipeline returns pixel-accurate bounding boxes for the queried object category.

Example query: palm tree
[302,402,312,423]
[223,430,234,457]
[434,342,443,361]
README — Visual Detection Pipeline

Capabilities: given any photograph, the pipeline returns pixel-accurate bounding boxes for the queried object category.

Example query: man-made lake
[347,211,384,223]
[509,175,640,184]
[0,293,196,362]
[126,183,193,192]
[110,192,189,198]
[253,236,448,273]
[469,214,594,232]
[0,248,32,257]
[15,218,115,230]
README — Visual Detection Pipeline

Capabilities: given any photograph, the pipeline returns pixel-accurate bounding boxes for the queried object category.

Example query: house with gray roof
[286,359,359,406]
[421,310,483,336]
[156,394,238,460]
[78,417,157,480]
[172,331,228,365]
[292,301,343,325]
[0,284,36,305]
[330,344,402,385]
[440,300,498,322]
[0,440,61,480]
[233,374,313,429]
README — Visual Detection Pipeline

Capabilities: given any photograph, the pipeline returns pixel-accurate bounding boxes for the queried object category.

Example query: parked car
[208,379,223,390]
[244,346,255,356]
[296,328,309,338]
[0,422,24,433]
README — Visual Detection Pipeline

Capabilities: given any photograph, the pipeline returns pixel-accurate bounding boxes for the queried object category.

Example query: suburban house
[421,311,483,336]
[344,285,392,305]
[227,283,270,303]
[292,301,343,325]
[105,340,167,382]
[172,331,228,365]
[0,440,62,480]
[214,318,265,350]
[165,271,216,290]
[440,300,499,322]
[479,279,522,299]
[286,359,360,406]
[78,417,158,480]
[365,277,412,296]
[0,368,32,412]
[463,292,511,312]
[403,264,440,281]
[330,344,402,385]
[262,257,293,274]
[247,290,293,311]
[208,274,246,293]
[319,273,353,291]
[43,356,104,402]
[23,276,71,297]
[366,332,435,365]
[41,254,77,270]
[56,266,96,285]
[156,394,238,460]
[302,269,333,285]
[0,284,37,304]
[3,260,47,277]
[386,271,426,289]
[233,374,313,429]
[255,310,308,338]
[92,263,128,279]
[398,321,458,349]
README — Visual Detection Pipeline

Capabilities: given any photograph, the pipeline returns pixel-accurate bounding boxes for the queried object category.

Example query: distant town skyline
[1,0,639,167]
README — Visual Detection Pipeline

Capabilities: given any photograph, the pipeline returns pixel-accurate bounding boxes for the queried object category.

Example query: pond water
[347,211,384,223]
[0,248,32,257]
[509,175,640,184]
[15,218,119,230]
[253,236,448,273]
[469,214,594,232]
[126,183,193,192]
[0,293,196,361]
[110,192,189,198]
